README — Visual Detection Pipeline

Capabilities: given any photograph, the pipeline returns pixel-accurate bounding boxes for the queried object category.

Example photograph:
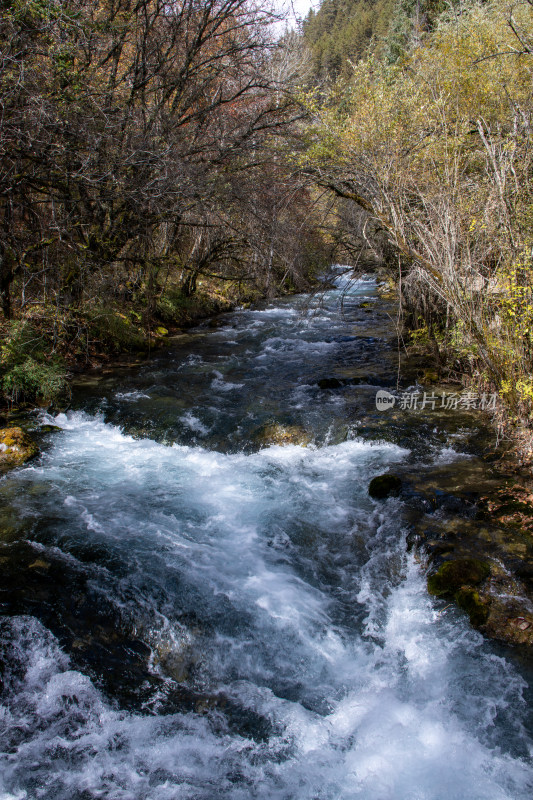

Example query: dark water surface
[0,273,532,799]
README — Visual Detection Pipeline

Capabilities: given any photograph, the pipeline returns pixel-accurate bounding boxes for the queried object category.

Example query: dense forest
[302,0,396,78]
[302,0,448,79]
[2,0,533,457]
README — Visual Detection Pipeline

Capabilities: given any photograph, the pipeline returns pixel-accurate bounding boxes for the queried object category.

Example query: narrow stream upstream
[1,273,532,799]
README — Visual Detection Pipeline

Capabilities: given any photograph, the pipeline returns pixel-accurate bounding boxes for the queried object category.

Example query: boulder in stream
[368,473,402,499]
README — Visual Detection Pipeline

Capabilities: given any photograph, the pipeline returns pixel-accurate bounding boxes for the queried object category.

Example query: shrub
[0,322,67,406]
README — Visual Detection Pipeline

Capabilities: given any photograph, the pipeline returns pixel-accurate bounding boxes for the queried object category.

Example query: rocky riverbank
[370,447,533,648]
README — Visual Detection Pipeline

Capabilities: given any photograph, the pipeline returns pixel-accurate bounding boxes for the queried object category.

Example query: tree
[0,0,318,322]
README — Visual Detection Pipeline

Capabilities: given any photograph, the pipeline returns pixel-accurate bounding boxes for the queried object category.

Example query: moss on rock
[0,427,38,467]
[454,587,490,627]
[427,557,490,597]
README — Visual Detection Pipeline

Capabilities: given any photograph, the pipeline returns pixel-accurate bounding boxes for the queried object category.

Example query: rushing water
[1,273,532,799]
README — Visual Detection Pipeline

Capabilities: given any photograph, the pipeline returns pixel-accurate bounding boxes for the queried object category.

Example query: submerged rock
[368,473,402,499]
[482,593,533,646]
[0,427,39,468]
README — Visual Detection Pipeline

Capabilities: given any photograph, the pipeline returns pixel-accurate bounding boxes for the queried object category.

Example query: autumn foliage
[303,0,533,453]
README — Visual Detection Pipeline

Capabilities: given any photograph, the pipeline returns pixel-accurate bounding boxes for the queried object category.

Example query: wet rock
[424,539,457,560]
[39,424,62,433]
[0,541,161,709]
[427,557,490,597]
[0,427,39,468]
[152,631,199,684]
[402,490,438,513]
[483,597,533,646]
[207,316,232,329]
[256,423,312,448]
[515,562,533,591]
[368,474,402,499]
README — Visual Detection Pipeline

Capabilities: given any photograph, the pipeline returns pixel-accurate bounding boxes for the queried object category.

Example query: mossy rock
[368,474,402,499]
[454,588,490,627]
[39,424,62,433]
[256,424,312,447]
[359,302,373,309]
[0,427,39,467]
[427,558,490,597]
[155,326,169,337]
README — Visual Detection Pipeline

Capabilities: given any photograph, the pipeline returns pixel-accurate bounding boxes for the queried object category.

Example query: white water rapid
[0,275,531,799]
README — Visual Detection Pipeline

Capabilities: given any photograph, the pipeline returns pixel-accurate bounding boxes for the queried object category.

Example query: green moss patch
[427,558,490,597]
[0,427,39,466]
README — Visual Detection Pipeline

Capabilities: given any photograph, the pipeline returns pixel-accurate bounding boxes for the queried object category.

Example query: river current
[0,273,532,799]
